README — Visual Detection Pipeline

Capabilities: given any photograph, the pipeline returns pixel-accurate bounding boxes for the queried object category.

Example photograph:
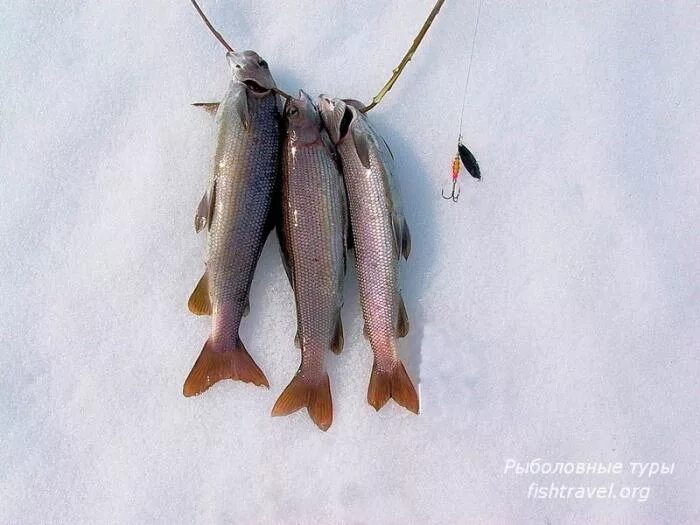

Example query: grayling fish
[272,91,347,431]
[318,96,418,414]
[184,50,280,396]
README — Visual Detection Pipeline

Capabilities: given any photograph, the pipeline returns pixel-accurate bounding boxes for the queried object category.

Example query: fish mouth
[243,79,272,95]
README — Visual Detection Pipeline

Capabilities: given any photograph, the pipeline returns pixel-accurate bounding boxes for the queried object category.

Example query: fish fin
[320,129,337,161]
[458,142,481,180]
[183,338,268,396]
[351,126,372,169]
[390,214,411,260]
[194,191,210,233]
[191,102,220,115]
[396,295,409,338]
[187,271,211,315]
[367,360,419,414]
[331,314,344,355]
[195,180,217,234]
[208,181,217,227]
[279,247,294,290]
[194,192,207,233]
[343,98,366,111]
[294,330,301,348]
[271,372,333,431]
[401,218,411,259]
[234,89,251,129]
[380,135,394,161]
[392,214,403,259]
[339,174,353,253]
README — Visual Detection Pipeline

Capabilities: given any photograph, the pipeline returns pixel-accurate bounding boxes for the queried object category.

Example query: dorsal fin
[191,102,220,116]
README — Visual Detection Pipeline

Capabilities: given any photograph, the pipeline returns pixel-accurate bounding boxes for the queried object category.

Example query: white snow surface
[1,1,699,523]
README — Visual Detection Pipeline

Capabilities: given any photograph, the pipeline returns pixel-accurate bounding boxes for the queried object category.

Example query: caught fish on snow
[184,50,281,397]
[318,96,419,414]
[272,91,348,431]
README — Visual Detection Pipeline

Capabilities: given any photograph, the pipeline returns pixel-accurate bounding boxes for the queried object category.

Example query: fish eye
[258,59,268,68]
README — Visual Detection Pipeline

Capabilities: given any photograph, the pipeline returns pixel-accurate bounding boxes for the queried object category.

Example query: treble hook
[441,179,461,202]
[442,151,462,203]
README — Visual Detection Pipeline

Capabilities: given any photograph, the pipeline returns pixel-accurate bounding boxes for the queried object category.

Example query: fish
[271,91,348,431]
[317,96,419,414]
[183,50,281,397]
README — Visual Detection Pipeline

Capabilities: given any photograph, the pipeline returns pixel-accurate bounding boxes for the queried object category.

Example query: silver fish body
[184,51,280,396]
[318,96,418,414]
[272,91,347,431]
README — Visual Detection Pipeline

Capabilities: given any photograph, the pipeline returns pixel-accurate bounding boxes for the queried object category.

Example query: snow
[1,1,698,523]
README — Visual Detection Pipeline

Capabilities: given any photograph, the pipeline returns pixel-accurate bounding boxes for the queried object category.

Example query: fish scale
[272,92,347,431]
[184,50,280,397]
[207,90,279,344]
[340,139,398,366]
[318,97,418,414]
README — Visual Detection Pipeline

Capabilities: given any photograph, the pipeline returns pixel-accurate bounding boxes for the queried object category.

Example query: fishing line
[189,0,445,107]
[442,0,484,203]
[190,0,234,53]
[188,0,292,100]
[457,0,484,137]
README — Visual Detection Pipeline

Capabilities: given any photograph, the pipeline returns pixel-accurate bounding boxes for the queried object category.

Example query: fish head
[226,50,277,96]
[284,90,321,145]
[317,95,356,145]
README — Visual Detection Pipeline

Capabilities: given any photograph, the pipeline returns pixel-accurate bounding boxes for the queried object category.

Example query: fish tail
[183,338,269,397]
[271,372,333,431]
[367,359,419,414]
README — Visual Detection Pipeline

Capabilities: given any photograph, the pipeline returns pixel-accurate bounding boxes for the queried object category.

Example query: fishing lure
[442,138,481,202]
[443,0,484,203]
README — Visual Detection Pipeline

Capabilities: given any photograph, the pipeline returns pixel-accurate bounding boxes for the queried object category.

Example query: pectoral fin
[194,191,209,233]
[351,126,372,169]
[234,89,251,129]
[320,129,337,161]
[194,181,217,233]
